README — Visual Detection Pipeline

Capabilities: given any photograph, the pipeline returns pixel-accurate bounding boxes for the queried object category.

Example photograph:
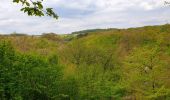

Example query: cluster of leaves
[13,0,58,19]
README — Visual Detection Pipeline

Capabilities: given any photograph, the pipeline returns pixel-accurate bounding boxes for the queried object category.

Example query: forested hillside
[0,24,170,100]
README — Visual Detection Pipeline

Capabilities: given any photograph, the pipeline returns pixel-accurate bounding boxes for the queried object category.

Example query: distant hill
[71,29,109,34]
[71,28,119,38]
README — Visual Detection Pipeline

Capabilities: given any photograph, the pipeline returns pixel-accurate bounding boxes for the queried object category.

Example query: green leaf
[26,2,30,6]
[13,0,20,3]
[37,2,43,9]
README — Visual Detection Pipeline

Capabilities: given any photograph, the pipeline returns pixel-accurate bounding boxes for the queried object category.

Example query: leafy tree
[0,40,64,100]
[19,54,63,100]
[123,46,170,99]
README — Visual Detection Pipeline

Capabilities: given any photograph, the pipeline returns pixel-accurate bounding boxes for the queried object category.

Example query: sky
[0,0,170,34]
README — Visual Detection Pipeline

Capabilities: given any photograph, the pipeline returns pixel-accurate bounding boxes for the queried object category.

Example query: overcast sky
[0,0,170,34]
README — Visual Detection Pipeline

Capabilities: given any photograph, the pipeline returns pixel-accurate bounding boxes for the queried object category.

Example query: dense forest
[0,24,170,100]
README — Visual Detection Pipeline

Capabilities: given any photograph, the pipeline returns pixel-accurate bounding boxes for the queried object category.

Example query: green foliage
[123,46,170,99]
[1,24,170,99]
[76,65,114,100]
[13,0,58,19]
[0,40,64,99]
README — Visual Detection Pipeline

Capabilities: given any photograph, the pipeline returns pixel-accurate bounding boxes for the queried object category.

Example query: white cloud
[0,0,169,34]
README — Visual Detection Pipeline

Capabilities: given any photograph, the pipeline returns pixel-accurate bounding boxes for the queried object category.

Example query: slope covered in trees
[0,24,170,100]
